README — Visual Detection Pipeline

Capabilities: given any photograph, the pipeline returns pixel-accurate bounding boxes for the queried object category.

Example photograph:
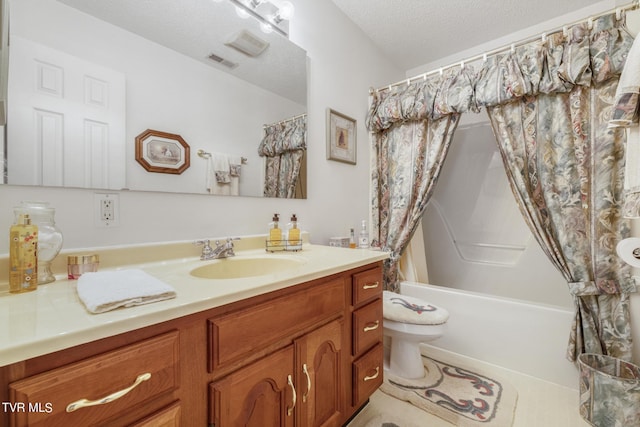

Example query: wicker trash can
[578,353,640,426]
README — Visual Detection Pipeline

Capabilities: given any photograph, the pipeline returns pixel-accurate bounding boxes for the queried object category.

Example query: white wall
[0,0,403,253]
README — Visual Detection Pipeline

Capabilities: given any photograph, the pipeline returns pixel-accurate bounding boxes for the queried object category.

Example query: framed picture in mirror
[135,129,190,174]
[326,108,356,164]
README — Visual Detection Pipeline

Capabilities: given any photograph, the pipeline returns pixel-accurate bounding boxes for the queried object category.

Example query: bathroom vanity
[0,240,386,426]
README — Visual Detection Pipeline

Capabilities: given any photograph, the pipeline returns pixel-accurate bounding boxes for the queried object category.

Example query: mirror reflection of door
[8,37,126,189]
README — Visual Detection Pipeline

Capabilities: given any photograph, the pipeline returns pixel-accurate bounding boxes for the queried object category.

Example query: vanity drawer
[352,298,383,356]
[208,276,346,371]
[9,331,180,427]
[352,266,382,306]
[352,343,383,407]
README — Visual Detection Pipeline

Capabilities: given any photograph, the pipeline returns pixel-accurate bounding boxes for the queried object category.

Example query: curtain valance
[258,116,307,157]
[367,13,633,133]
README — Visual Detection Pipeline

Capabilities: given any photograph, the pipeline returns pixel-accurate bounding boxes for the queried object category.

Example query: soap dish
[265,240,302,253]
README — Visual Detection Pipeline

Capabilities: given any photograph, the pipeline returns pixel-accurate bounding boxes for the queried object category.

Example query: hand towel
[610,35,640,128]
[213,153,230,183]
[623,126,640,217]
[229,155,242,177]
[76,269,177,314]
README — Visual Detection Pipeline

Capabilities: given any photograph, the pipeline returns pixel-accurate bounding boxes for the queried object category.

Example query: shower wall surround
[423,119,571,308]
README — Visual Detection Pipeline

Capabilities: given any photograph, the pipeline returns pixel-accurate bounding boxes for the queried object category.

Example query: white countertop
[0,242,388,366]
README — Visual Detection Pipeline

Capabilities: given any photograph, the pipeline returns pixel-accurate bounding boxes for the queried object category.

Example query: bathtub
[400,281,580,390]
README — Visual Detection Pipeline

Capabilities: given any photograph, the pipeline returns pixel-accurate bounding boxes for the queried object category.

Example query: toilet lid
[383,291,449,325]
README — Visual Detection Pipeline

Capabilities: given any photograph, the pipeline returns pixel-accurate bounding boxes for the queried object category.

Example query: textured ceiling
[331,0,609,71]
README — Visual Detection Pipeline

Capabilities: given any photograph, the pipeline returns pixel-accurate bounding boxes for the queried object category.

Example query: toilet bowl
[383,290,449,379]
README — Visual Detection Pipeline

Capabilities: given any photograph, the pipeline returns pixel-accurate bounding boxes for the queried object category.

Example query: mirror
[2,0,307,198]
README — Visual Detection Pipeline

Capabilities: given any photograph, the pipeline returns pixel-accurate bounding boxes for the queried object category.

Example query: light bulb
[278,1,294,20]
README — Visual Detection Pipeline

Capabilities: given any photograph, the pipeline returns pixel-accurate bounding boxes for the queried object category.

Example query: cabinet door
[296,319,344,427]
[130,401,181,427]
[209,346,295,427]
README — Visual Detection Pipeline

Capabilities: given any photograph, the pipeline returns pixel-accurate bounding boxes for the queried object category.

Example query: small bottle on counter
[67,254,100,279]
[349,228,356,249]
[287,214,302,249]
[268,213,283,250]
[358,220,370,249]
[9,214,39,293]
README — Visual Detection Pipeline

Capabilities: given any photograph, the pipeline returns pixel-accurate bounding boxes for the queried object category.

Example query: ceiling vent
[207,53,238,69]
[225,30,269,57]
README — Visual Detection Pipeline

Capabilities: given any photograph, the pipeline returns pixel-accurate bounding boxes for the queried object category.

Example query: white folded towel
[76,269,177,314]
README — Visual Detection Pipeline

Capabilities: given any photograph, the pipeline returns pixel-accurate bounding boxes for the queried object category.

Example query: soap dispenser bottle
[287,214,301,250]
[358,220,370,249]
[268,213,283,251]
[9,214,39,293]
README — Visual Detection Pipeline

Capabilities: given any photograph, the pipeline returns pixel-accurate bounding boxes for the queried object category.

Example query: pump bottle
[268,213,283,250]
[9,214,39,293]
[358,220,370,249]
[287,214,301,248]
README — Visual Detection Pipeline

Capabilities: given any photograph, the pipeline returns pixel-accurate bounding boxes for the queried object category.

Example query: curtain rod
[263,112,307,128]
[371,0,640,94]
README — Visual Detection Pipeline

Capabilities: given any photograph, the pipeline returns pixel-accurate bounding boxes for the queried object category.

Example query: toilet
[383,290,449,379]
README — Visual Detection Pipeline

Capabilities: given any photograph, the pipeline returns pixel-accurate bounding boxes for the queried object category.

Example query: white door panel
[8,36,126,189]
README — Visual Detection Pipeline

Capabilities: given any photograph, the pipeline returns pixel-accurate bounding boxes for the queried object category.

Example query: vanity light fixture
[228,0,292,37]
[270,1,294,24]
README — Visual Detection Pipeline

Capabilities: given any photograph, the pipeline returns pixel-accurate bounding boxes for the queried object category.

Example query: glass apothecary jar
[14,201,64,285]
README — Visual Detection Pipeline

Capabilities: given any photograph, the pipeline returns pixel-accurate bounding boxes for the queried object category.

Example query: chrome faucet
[195,238,239,260]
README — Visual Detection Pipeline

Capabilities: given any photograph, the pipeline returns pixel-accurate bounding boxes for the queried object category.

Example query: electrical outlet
[94,193,120,227]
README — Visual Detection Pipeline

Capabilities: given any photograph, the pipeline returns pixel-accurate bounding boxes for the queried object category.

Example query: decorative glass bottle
[14,201,63,285]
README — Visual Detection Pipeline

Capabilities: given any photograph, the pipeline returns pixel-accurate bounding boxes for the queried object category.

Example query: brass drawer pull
[363,320,380,332]
[363,367,380,382]
[287,374,297,416]
[302,363,311,403]
[362,281,379,290]
[66,372,151,413]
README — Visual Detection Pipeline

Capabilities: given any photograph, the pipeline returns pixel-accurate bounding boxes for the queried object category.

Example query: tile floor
[347,348,590,427]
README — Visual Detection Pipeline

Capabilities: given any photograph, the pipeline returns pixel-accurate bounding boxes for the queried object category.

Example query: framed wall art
[326,108,356,164]
[135,129,190,174]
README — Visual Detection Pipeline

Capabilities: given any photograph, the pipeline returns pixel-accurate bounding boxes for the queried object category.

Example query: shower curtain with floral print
[258,115,307,198]
[367,12,636,362]
[479,15,636,362]
[366,68,477,292]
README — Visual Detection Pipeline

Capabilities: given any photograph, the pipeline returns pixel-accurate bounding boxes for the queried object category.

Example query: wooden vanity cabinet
[208,276,347,427]
[0,261,383,427]
[350,266,384,408]
[209,319,344,427]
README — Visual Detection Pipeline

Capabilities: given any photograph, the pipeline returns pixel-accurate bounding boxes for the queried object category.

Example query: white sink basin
[189,256,306,279]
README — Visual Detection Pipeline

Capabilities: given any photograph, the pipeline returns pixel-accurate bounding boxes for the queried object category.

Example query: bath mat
[380,351,518,426]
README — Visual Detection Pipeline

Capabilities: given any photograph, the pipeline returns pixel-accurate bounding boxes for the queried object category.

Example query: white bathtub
[400,281,580,390]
